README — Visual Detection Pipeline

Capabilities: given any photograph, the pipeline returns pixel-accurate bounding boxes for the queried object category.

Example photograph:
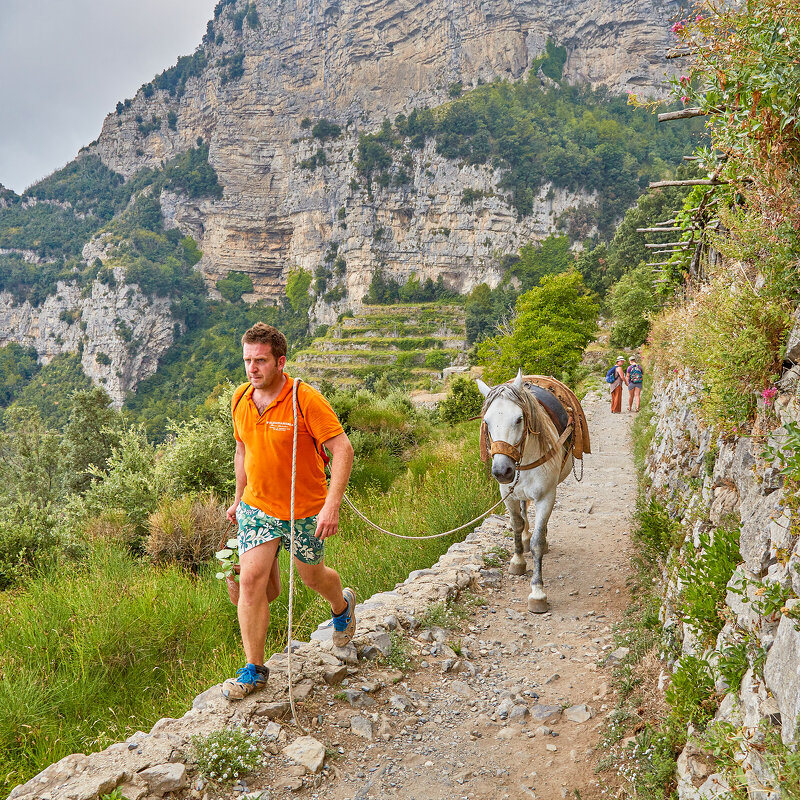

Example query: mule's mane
[481,382,559,457]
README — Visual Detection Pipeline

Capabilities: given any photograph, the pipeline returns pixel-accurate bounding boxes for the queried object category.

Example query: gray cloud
[0,0,218,192]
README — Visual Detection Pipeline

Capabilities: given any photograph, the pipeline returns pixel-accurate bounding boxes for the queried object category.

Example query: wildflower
[681,95,689,104]
[679,75,690,85]
[671,19,686,34]
[762,387,778,407]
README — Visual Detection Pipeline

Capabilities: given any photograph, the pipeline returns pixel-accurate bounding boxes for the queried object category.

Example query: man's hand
[226,500,240,524]
[315,501,341,540]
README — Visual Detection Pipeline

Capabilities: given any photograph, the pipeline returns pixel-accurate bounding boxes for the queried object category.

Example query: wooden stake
[657,108,706,121]
[648,179,723,188]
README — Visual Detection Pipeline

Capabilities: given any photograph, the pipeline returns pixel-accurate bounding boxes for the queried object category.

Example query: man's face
[243,342,286,390]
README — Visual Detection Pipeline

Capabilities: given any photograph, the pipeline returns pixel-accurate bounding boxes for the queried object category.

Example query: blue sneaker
[331,587,356,648]
[221,663,269,700]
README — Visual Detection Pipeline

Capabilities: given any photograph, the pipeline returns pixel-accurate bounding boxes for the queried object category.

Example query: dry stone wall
[644,359,800,800]
[8,515,512,800]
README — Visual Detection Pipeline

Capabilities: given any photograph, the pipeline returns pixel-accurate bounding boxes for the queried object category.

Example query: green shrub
[632,498,681,561]
[0,504,58,589]
[477,271,598,383]
[424,351,451,370]
[677,525,741,645]
[216,270,253,302]
[666,655,718,729]
[440,377,483,425]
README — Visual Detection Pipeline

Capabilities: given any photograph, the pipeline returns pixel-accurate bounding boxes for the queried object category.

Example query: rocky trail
[9,392,638,800]
[229,392,637,800]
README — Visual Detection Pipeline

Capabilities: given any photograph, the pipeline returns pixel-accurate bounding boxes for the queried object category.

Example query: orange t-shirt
[232,375,345,520]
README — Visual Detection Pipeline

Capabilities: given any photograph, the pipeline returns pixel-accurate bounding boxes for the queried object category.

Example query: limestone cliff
[89,0,681,315]
[0,273,176,407]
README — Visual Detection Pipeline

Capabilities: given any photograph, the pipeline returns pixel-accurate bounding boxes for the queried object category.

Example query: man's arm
[226,439,247,523]
[314,431,354,540]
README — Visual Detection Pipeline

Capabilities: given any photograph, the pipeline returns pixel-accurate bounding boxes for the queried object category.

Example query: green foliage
[152,49,207,98]
[477,270,598,383]
[24,154,126,219]
[190,727,263,782]
[537,38,567,81]
[0,344,40,407]
[609,264,662,347]
[440,377,483,425]
[10,354,93,430]
[0,502,58,590]
[364,271,456,304]
[381,630,415,671]
[161,143,223,200]
[510,234,575,291]
[671,1,800,226]
[84,424,162,544]
[666,655,718,729]
[62,388,123,494]
[575,180,694,298]
[632,498,681,562]
[311,119,342,141]
[216,270,254,302]
[677,526,741,645]
[220,50,245,84]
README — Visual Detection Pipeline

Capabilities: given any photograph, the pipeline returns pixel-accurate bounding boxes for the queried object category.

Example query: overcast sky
[0,0,218,193]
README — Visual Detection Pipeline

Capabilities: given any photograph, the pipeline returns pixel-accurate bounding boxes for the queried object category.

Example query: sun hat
[629,356,637,362]
[616,356,625,363]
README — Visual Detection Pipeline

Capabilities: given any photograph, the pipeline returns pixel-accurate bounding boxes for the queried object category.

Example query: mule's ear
[476,378,490,397]
[513,369,523,390]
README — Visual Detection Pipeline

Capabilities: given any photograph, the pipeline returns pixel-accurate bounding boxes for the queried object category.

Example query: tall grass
[0,421,496,794]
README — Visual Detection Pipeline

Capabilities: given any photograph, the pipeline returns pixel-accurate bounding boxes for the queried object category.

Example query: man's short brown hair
[241,323,287,360]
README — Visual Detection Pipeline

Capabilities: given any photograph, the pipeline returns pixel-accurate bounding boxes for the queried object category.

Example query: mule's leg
[521,500,531,552]
[505,495,527,576]
[524,500,550,556]
[528,489,556,613]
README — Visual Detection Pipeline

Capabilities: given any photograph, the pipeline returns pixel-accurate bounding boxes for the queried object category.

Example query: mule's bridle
[480,389,574,472]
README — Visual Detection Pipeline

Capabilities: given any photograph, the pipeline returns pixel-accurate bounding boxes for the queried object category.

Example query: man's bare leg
[294,559,347,615]
[266,554,281,603]
[237,538,281,665]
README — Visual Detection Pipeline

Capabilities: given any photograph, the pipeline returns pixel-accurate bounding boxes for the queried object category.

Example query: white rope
[287,377,306,732]
[342,490,509,539]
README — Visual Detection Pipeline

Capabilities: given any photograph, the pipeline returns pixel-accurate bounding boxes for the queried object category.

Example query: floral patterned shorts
[235,501,324,565]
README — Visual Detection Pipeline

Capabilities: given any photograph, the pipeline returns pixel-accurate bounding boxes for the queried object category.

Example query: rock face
[89,0,681,311]
[0,273,176,408]
[645,370,800,795]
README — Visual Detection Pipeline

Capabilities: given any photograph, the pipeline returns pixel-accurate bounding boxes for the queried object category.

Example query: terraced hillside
[289,303,467,389]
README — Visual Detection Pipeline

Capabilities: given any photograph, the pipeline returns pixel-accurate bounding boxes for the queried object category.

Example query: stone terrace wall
[643,353,800,800]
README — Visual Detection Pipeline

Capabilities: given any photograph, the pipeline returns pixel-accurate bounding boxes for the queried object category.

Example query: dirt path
[234,391,637,800]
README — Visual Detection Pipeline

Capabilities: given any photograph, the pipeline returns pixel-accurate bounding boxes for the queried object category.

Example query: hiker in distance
[223,322,356,700]
[627,356,644,413]
[608,355,628,414]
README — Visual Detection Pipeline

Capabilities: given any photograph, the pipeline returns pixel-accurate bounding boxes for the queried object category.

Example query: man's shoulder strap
[232,383,251,417]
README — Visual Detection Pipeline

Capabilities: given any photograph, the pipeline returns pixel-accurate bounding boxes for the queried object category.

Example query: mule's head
[477,371,526,484]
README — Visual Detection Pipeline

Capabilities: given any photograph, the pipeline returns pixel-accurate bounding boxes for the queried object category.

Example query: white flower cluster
[190,726,264,783]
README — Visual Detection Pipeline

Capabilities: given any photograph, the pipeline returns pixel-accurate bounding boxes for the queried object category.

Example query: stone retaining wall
[644,366,800,800]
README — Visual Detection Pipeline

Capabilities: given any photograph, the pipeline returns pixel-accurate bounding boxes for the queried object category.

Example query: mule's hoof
[527,596,549,613]
[509,558,527,576]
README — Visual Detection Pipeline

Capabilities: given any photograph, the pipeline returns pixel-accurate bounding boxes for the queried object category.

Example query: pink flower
[672,18,687,34]
[762,387,778,407]
[680,75,690,85]
[681,95,690,104]
[695,14,703,22]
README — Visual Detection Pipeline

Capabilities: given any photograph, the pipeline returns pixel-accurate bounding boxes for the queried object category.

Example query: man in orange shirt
[222,323,356,700]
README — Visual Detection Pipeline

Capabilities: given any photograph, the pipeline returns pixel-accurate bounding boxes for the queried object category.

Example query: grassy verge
[0,420,495,794]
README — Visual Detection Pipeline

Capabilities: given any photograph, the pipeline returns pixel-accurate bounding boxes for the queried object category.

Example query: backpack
[605,366,618,384]
[628,364,643,383]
